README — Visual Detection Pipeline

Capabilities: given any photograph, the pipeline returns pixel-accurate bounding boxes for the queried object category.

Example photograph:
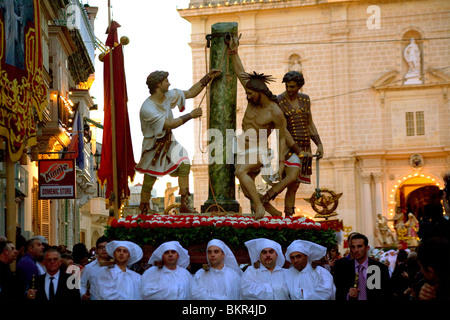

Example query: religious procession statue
[390,209,408,243]
[135,69,221,214]
[376,213,395,246]
[226,34,287,219]
[405,212,420,247]
[164,182,178,209]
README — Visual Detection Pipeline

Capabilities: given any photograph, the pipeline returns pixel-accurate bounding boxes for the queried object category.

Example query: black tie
[49,276,55,300]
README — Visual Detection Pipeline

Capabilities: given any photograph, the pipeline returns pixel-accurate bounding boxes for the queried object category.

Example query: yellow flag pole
[108,0,119,220]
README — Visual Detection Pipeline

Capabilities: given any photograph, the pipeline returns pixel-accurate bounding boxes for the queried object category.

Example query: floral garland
[106,214,337,250]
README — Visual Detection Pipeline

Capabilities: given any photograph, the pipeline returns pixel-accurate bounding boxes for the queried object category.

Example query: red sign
[38,159,76,199]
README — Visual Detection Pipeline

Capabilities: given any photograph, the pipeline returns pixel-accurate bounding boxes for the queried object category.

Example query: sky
[84,0,194,196]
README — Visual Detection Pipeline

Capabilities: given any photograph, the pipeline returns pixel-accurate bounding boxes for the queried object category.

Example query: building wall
[180,0,450,246]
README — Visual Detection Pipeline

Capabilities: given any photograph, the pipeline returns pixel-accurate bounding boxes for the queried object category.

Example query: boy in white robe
[96,241,143,300]
[284,239,336,300]
[241,238,290,300]
[140,241,193,300]
[191,239,242,300]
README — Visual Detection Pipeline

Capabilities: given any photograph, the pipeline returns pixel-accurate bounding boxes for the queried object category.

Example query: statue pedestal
[201,199,241,214]
[404,75,422,85]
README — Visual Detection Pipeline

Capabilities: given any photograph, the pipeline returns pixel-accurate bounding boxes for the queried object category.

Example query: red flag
[97,21,136,204]
[63,111,85,169]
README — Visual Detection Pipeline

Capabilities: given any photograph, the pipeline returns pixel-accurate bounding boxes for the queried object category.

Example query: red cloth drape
[97,21,135,204]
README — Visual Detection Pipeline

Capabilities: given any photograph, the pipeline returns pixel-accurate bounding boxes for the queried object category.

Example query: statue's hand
[208,69,221,80]
[316,144,324,159]
[298,151,313,158]
[227,33,241,52]
[191,108,203,119]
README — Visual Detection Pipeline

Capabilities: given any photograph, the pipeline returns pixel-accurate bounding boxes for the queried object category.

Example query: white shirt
[45,271,59,299]
[285,264,336,300]
[80,259,107,300]
[241,265,290,300]
[191,266,241,300]
[37,262,46,275]
[140,266,193,300]
[96,265,142,300]
[135,89,189,177]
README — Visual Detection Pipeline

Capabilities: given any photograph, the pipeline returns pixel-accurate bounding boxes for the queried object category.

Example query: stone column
[201,22,241,213]
[373,172,385,217]
[361,172,375,245]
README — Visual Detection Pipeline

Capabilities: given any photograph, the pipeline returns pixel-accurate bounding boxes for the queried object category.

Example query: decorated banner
[0,0,47,162]
[38,159,76,199]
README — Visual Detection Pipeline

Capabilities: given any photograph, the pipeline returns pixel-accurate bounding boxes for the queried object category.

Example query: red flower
[238,222,248,229]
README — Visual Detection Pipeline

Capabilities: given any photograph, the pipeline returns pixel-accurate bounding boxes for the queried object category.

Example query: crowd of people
[1,230,449,301]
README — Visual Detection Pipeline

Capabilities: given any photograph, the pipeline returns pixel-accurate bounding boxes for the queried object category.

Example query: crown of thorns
[241,72,275,84]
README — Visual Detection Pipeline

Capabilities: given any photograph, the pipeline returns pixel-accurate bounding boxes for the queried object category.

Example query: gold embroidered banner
[0,0,47,162]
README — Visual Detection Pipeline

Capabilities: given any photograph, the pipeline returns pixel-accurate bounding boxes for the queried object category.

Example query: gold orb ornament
[120,36,130,45]
[98,52,106,62]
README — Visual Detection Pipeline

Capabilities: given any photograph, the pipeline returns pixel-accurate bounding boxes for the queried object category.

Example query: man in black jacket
[0,240,19,299]
[333,233,393,300]
[27,248,80,300]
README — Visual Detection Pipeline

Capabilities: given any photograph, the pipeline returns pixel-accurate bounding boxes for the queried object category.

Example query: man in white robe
[241,238,290,300]
[96,241,143,300]
[191,239,242,300]
[135,69,220,214]
[284,239,335,300]
[140,241,192,300]
[80,236,111,300]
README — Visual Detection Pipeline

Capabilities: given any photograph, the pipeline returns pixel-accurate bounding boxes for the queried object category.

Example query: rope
[197,45,229,153]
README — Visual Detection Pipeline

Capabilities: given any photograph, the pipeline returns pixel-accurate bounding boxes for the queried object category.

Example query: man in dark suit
[333,233,393,300]
[0,240,20,299]
[27,248,80,300]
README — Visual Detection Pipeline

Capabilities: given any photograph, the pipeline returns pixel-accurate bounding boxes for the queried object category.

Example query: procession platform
[105,213,341,266]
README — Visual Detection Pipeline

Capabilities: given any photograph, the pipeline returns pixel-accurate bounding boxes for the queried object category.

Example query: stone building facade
[179,0,450,246]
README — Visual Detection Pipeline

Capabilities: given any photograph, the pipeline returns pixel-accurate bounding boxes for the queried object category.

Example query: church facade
[179,0,450,246]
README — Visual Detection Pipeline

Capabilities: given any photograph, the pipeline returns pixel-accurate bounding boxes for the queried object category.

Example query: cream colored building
[179,0,450,246]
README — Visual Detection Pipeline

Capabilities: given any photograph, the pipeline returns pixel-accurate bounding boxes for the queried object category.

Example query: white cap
[285,240,326,263]
[148,241,190,269]
[244,238,285,268]
[207,239,242,275]
[106,240,143,266]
